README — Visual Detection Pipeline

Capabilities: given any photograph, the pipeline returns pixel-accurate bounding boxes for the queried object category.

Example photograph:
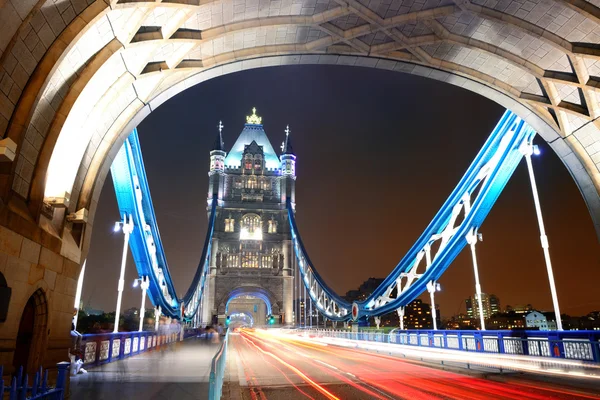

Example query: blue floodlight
[533,145,541,156]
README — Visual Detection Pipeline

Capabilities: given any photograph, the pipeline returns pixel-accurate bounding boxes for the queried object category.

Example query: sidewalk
[221,333,242,400]
[69,337,220,400]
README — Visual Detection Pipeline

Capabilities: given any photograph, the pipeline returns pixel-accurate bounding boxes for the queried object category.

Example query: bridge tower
[201,109,295,326]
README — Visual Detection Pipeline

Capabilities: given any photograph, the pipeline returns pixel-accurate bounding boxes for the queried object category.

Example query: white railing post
[139,276,149,332]
[427,281,439,331]
[520,143,563,331]
[114,214,134,333]
[466,228,486,331]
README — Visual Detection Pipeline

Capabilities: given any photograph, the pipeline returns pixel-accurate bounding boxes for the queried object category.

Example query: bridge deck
[226,331,600,399]
[69,337,220,400]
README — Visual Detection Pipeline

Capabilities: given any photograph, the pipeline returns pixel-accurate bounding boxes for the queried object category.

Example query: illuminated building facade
[466,293,501,320]
[403,299,440,330]
[201,109,296,326]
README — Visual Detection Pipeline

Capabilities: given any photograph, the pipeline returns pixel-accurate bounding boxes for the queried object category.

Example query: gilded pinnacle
[246,107,262,125]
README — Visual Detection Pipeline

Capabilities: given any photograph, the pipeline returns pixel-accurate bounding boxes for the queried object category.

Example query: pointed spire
[246,107,262,125]
[281,125,294,155]
[212,120,224,151]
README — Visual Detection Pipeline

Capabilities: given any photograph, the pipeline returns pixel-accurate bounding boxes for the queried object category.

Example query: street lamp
[426,281,441,330]
[397,307,405,330]
[155,306,161,332]
[520,142,563,331]
[113,214,134,333]
[133,276,149,332]
[466,228,486,330]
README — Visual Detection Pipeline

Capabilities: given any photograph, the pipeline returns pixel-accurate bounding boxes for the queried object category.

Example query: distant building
[505,304,534,314]
[442,313,476,330]
[525,311,557,331]
[486,312,525,330]
[465,293,500,320]
[402,299,440,330]
[344,278,384,302]
[489,294,501,316]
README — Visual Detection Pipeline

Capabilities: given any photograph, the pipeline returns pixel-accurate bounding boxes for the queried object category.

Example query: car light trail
[234,329,600,399]
[240,332,341,400]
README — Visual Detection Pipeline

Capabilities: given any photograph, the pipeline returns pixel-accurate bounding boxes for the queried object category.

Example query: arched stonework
[12,288,47,373]
[0,0,598,259]
[218,284,279,316]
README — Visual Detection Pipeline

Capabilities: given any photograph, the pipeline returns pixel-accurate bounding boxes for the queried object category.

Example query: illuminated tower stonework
[201,109,295,326]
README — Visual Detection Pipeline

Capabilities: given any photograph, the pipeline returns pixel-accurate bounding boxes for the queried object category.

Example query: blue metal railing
[79,328,181,367]
[208,331,229,400]
[2,362,69,399]
[307,329,600,363]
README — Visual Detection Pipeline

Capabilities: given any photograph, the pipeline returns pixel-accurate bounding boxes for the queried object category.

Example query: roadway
[229,329,600,400]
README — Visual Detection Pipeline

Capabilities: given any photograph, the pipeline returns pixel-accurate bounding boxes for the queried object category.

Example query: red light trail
[230,329,600,399]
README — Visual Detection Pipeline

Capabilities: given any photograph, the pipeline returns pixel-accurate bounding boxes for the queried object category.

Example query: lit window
[254,156,262,171]
[240,214,262,240]
[262,179,270,190]
[244,156,252,170]
[246,176,257,189]
[241,251,259,268]
[225,218,235,232]
[268,220,277,234]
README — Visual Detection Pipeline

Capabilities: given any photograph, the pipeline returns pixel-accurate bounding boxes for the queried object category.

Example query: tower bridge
[203,109,295,327]
[1,0,600,392]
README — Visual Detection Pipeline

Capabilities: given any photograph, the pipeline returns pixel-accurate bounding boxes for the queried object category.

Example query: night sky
[83,65,600,319]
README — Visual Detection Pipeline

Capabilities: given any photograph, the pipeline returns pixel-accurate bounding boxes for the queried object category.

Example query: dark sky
[83,65,600,319]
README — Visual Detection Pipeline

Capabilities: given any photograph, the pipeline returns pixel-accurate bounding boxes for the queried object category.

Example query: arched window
[244,155,252,170]
[224,217,235,232]
[268,219,277,234]
[254,155,262,171]
[240,214,262,240]
[246,176,257,189]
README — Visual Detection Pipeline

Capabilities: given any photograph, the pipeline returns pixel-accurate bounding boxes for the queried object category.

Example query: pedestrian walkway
[69,336,221,400]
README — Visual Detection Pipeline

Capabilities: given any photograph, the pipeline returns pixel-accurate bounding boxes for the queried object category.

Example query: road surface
[229,329,600,400]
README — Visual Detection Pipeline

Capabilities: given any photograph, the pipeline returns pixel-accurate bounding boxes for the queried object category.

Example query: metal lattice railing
[297,328,600,363]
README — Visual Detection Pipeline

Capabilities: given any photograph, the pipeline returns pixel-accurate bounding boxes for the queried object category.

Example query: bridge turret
[280,125,296,206]
[208,121,226,200]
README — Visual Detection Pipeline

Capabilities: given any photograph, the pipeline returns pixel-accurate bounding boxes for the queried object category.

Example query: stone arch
[0,0,599,270]
[224,285,278,316]
[0,271,9,323]
[228,311,254,327]
[12,288,48,374]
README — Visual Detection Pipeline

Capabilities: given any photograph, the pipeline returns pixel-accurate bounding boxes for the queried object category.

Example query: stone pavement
[221,333,242,400]
[68,337,220,400]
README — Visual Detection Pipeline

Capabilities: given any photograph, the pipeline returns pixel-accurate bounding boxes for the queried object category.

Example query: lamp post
[155,306,161,332]
[519,142,563,331]
[113,214,134,333]
[426,281,441,330]
[309,295,313,328]
[466,228,486,330]
[73,260,86,330]
[133,276,149,332]
[397,307,405,330]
